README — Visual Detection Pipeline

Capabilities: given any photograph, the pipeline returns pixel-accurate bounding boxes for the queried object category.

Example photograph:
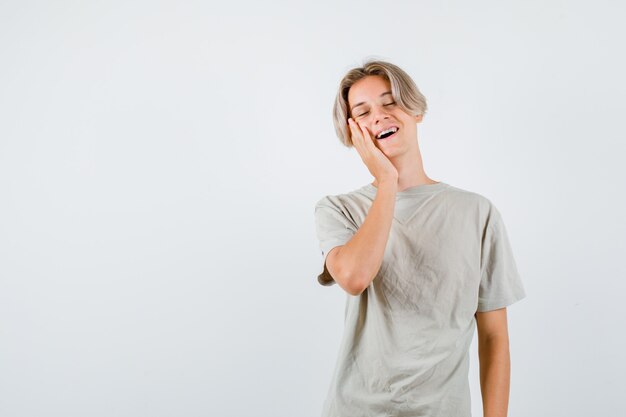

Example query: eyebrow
[350,91,393,112]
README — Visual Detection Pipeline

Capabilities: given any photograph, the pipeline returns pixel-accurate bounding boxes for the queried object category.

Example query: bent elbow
[345,284,363,296]
[342,273,368,296]
[350,286,367,296]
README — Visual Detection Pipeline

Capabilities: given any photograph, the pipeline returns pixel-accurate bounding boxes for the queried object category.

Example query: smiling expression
[347,75,423,154]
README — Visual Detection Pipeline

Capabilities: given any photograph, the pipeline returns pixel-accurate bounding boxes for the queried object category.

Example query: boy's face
[347,75,422,155]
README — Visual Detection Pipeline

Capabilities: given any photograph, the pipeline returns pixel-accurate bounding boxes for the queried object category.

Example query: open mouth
[376,127,399,141]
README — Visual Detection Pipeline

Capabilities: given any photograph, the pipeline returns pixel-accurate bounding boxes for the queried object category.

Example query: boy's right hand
[348,118,398,184]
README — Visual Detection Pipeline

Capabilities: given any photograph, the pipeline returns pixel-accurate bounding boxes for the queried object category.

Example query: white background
[1,1,625,416]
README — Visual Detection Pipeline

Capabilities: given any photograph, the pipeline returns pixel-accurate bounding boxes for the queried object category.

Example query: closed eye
[357,102,396,117]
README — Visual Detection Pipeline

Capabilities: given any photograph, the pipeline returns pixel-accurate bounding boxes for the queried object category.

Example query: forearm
[337,179,397,293]
[478,336,511,417]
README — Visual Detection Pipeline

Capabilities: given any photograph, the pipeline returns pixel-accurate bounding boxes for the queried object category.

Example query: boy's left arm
[475,307,511,417]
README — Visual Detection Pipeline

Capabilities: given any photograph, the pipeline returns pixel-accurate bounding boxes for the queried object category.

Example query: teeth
[377,127,398,139]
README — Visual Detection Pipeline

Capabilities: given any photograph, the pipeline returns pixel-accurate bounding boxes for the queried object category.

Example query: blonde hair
[332,59,428,147]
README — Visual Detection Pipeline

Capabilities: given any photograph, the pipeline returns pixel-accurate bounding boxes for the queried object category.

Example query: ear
[415,113,424,123]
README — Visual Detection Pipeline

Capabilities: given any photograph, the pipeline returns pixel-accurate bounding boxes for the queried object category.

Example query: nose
[371,104,391,124]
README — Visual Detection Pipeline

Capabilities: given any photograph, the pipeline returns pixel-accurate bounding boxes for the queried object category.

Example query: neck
[371,141,438,191]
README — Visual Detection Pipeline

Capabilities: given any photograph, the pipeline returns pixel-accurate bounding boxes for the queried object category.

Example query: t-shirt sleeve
[477,204,527,312]
[314,196,358,286]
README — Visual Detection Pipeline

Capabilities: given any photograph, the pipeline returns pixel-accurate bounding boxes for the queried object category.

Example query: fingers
[359,123,374,144]
[347,118,362,148]
[348,118,374,151]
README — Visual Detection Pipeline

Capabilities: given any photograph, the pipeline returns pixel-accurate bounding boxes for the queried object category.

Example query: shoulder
[315,193,345,209]
[314,190,354,217]
[315,186,369,211]
[444,184,495,212]
[443,184,505,231]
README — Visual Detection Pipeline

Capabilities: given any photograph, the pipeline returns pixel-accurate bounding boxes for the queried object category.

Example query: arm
[475,307,511,417]
[325,179,397,296]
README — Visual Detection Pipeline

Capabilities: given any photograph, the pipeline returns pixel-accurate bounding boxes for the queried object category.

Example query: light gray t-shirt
[314,181,526,417]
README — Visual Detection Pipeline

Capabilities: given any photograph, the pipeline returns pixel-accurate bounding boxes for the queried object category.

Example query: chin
[377,137,403,153]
